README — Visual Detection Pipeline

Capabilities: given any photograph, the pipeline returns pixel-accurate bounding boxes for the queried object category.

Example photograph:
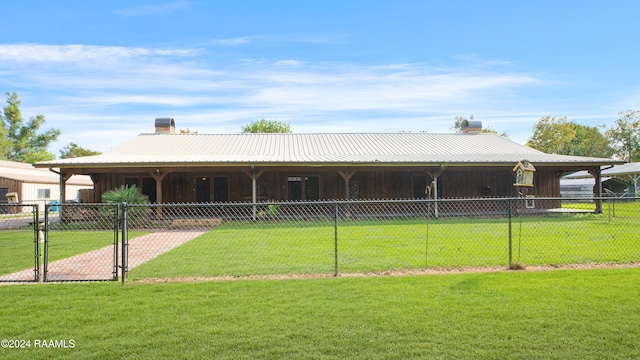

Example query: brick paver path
[0,230,205,282]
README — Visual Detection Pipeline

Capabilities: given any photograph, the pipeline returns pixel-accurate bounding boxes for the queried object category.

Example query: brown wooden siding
[79,165,569,204]
[0,178,22,202]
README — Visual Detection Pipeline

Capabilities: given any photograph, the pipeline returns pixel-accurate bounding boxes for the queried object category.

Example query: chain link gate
[42,203,121,282]
[0,204,39,282]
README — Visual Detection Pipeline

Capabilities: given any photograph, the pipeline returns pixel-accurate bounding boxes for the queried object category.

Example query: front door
[142,177,157,203]
[213,177,229,202]
[196,177,211,203]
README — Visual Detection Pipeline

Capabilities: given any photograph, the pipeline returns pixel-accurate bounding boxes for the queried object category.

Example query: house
[34,119,621,210]
[0,160,93,212]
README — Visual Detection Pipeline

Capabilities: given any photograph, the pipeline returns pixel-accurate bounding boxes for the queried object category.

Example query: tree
[59,142,102,159]
[606,110,640,162]
[526,116,576,154]
[1,92,60,163]
[451,115,508,137]
[561,124,614,158]
[450,115,471,132]
[241,119,292,133]
[179,128,198,134]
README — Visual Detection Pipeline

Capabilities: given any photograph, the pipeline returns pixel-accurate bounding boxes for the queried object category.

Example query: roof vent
[460,120,482,134]
[155,118,175,134]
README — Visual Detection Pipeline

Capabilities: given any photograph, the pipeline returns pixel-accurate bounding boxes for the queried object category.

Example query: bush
[101,185,150,222]
[102,185,149,204]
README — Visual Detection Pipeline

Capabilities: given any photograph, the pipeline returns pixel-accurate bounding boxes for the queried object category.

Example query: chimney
[460,120,482,134]
[155,118,175,134]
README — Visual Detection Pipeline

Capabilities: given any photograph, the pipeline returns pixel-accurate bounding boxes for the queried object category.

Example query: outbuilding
[0,160,93,212]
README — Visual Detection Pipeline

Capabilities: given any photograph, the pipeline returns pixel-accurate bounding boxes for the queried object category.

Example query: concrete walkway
[0,230,205,282]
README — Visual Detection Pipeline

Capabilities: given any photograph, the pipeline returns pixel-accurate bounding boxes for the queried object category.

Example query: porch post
[59,171,66,205]
[588,167,603,214]
[252,165,257,221]
[338,171,356,200]
[427,165,444,219]
[433,174,439,218]
[149,170,169,218]
[247,165,264,221]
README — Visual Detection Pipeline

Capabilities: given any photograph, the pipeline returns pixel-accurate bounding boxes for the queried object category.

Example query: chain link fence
[1,198,639,283]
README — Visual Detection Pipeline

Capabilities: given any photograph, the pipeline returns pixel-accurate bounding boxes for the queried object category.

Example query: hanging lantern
[513,160,536,186]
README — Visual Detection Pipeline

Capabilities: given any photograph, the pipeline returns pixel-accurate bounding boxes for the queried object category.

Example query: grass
[0,268,639,359]
[128,212,640,280]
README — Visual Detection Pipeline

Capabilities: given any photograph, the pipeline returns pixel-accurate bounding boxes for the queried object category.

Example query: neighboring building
[0,160,93,211]
[562,162,640,197]
[34,119,621,209]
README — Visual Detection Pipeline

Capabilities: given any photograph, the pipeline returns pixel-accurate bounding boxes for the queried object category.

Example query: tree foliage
[605,110,640,162]
[59,142,102,159]
[451,115,508,137]
[1,92,60,163]
[526,116,576,154]
[527,116,616,158]
[561,124,614,158]
[179,128,198,134]
[241,119,292,133]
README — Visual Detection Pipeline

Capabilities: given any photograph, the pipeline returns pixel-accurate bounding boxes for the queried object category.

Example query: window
[37,189,51,199]
[124,178,139,188]
[287,176,320,201]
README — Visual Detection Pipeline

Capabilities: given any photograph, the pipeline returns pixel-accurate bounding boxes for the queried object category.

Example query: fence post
[43,204,49,282]
[121,202,128,285]
[508,198,513,266]
[334,202,338,276]
[34,205,40,282]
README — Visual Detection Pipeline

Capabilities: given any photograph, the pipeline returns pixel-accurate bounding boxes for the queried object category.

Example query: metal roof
[35,132,622,168]
[0,160,93,185]
[563,162,640,179]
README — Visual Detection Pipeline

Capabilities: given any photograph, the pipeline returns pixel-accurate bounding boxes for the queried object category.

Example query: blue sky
[1,0,639,155]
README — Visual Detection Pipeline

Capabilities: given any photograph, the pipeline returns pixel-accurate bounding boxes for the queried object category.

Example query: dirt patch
[132,262,640,284]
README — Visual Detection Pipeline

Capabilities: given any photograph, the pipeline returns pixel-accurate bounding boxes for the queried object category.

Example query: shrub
[101,185,150,222]
[102,185,149,204]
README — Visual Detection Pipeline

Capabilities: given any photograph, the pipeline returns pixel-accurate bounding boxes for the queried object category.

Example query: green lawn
[1,268,639,359]
[129,212,640,280]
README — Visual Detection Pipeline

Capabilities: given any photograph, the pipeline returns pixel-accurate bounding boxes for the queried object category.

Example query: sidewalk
[0,230,205,282]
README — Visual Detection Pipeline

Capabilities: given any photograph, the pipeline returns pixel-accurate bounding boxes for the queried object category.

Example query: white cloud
[115,0,191,16]
[0,44,199,63]
[209,37,257,46]
[2,43,562,153]
[209,34,339,47]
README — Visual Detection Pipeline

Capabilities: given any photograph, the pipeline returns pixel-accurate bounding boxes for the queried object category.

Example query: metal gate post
[33,205,40,282]
[334,202,338,276]
[113,204,120,281]
[43,204,49,282]
[508,198,513,266]
[121,202,128,285]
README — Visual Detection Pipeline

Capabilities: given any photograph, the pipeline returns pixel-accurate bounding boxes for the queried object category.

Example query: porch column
[252,165,257,220]
[55,171,72,220]
[427,165,444,219]
[59,171,66,205]
[149,170,169,217]
[246,166,264,221]
[338,171,356,200]
[588,167,603,214]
